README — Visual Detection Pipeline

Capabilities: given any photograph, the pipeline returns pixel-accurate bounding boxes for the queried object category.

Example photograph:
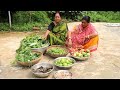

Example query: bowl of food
[31,62,54,78]
[54,70,72,79]
[53,57,76,69]
[16,51,43,67]
[71,49,91,61]
[46,45,69,58]
[31,40,50,53]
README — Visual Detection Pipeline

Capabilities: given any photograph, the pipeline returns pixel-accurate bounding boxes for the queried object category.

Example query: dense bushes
[47,11,83,21]
[0,11,120,31]
[47,11,120,22]
[12,11,51,24]
[82,11,120,22]
[0,11,51,31]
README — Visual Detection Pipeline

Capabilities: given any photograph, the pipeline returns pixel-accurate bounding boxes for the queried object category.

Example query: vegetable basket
[46,45,69,58]
[70,51,91,61]
[71,55,90,61]
[17,51,43,67]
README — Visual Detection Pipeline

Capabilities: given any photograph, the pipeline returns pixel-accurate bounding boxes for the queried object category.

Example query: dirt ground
[0,22,120,79]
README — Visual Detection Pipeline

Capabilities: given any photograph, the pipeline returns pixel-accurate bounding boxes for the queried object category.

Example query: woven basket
[71,56,90,61]
[70,49,91,61]
[17,51,43,67]
[46,45,69,58]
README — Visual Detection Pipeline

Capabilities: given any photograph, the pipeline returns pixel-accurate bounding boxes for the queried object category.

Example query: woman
[44,12,68,45]
[67,16,99,53]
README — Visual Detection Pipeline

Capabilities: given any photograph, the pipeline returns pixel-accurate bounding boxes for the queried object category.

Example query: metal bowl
[53,57,76,70]
[31,43,50,53]
[54,70,72,79]
[31,62,54,78]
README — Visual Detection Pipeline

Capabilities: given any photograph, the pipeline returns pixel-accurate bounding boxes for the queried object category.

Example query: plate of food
[70,49,91,61]
[54,70,72,79]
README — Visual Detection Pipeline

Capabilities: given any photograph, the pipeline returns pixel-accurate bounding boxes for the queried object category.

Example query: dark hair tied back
[82,16,90,23]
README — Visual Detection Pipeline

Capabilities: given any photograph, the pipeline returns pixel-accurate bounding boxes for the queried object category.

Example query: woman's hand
[43,36,47,40]
[85,35,90,39]
[85,34,98,39]
[77,45,84,50]
[68,39,72,48]
[43,30,50,40]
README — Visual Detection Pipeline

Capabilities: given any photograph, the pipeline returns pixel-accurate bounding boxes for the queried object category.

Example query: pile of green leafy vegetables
[17,34,49,49]
[16,47,40,62]
[15,34,49,62]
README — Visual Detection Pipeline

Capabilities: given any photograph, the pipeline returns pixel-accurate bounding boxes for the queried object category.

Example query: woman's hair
[54,11,61,17]
[55,11,60,14]
[82,16,90,23]
[51,11,61,20]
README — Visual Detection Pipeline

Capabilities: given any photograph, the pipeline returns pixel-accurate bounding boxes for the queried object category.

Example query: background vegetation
[0,11,120,31]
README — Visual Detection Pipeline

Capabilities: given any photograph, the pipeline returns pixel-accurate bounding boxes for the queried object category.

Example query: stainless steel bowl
[53,57,76,70]
[54,70,72,79]
[31,43,50,53]
[31,62,54,78]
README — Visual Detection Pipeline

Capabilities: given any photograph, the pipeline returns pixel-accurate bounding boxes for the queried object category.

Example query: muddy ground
[0,22,120,79]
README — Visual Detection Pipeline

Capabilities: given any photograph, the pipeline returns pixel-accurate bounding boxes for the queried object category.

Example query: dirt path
[0,22,120,79]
